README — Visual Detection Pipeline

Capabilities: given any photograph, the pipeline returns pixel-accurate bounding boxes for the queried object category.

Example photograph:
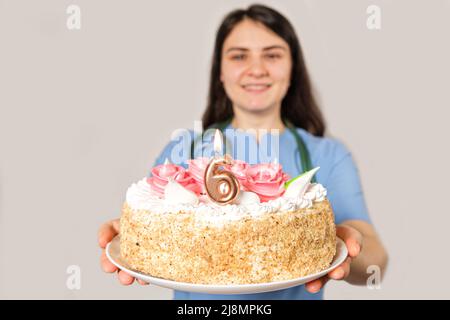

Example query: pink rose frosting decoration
[245,163,290,202]
[187,157,211,194]
[147,163,197,198]
[224,160,250,191]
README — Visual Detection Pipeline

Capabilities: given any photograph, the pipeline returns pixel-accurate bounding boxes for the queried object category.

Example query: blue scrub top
[152,124,371,300]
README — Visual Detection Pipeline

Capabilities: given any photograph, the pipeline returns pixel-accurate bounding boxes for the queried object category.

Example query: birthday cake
[120,151,336,285]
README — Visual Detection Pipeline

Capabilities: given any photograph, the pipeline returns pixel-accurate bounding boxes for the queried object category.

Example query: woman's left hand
[304,224,363,293]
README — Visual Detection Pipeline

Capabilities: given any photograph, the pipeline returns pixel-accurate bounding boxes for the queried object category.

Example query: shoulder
[293,128,358,186]
[295,128,351,165]
[292,128,371,224]
[153,129,196,167]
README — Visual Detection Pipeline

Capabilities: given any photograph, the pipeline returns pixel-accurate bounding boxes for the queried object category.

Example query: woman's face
[221,19,292,114]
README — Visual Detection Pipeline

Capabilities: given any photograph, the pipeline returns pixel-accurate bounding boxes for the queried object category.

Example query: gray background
[1,0,449,299]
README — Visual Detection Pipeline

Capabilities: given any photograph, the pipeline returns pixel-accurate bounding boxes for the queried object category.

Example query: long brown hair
[201,4,326,136]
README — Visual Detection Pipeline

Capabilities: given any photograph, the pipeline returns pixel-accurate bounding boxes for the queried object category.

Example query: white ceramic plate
[106,236,347,294]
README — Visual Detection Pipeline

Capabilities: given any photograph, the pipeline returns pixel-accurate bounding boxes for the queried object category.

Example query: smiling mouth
[241,84,272,92]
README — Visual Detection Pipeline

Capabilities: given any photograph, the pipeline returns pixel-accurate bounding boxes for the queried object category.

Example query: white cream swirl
[125,177,327,225]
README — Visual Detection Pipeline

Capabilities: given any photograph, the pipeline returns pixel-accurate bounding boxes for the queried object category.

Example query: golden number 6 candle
[204,154,240,205]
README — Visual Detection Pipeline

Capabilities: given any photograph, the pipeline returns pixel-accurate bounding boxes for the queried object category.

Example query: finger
[336,225,362,258]
[328,257,352,280]
[137,279,149,286]
[342,257,352,278]
[98,219,120,248]
[305,276,330,294]
[100,250,118,273]
[118,270,135,286]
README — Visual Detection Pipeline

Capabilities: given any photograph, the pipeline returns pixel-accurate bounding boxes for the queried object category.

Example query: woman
[98,4,388,300]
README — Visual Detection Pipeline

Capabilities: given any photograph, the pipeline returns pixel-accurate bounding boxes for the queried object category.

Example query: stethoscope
[189,118,316,183]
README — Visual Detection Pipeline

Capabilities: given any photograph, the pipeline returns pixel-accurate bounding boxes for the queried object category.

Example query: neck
[231,106,285,142]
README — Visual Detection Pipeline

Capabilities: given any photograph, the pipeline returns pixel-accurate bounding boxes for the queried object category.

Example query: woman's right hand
[98,219,149,286]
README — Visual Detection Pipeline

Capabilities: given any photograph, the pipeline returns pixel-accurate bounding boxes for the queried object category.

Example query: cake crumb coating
[120,200,336,284]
